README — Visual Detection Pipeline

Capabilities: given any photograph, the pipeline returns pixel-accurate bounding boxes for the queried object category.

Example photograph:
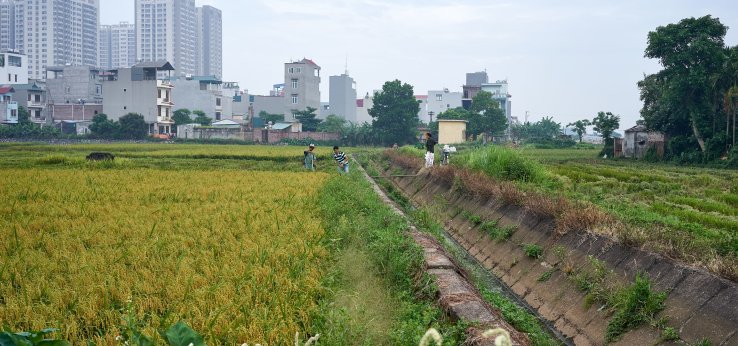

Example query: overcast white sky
[102,0,738,131]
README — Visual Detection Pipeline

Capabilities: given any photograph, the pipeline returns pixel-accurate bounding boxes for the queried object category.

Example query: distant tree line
[638,15,738,163]
[89,113,149,139]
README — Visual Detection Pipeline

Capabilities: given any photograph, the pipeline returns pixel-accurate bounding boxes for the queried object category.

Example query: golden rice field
[0,168,330,344]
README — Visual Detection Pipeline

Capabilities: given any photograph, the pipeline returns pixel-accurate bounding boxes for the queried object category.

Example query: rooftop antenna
[345,54,348,75]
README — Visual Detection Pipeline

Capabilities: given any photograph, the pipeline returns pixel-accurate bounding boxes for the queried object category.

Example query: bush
[461,145,550,183]
[528,137,576,149]
[0,124,63,139]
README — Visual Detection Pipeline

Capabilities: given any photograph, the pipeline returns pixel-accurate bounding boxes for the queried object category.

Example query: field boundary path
[356,160,531,346]
[376,160,738,346]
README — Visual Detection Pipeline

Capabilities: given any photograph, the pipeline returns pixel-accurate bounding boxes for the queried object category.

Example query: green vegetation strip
[314,172,467,345]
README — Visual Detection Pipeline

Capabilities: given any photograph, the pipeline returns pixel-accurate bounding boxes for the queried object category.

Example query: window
[216,98,221,106]
[291,94,298,104]
[7,74,10,82]
[215,111,221,120]
[14,75,17,82]
[291,79,298,89]
[314,69,318,77]
[34,94,41,102]
[436,94,442,101]
[8,55,21,67]
[0,55,4,67]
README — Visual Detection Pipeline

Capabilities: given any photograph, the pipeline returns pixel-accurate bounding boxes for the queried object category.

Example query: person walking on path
[333,146,350,173]
[304,144,317,171]
[424,132,437,168]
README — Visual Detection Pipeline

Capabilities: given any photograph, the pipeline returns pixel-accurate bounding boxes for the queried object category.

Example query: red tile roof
[415,95,428,100]
[356,99,364,107]
[0,85,15,94]
[300,58,319,66]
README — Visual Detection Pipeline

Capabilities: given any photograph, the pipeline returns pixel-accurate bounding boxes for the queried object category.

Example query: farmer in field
[333,146,349,173]
[424,132,437,168]
[304,144,317,171]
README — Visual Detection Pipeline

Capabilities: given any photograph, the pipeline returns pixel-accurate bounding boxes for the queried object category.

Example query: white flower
[419,329,443,346]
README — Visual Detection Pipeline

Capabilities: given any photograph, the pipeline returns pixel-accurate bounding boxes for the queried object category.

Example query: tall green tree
[640,15,729,153]
[192,110,212,126]
[318,114,347,134]
[592,111,620,156]
[369,80,420,145]
[469,91,507,136]
[118,113,149,139]
[17,106,30,124]
[258,111,284,125]
[293,107,322,132]
[172,109,193,126]
[568,119,591,143]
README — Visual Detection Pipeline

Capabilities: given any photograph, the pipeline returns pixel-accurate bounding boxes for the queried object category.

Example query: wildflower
[419,329,443,346]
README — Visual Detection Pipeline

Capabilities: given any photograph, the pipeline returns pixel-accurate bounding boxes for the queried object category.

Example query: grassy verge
[388,145,738,281]
[313,172,467,345]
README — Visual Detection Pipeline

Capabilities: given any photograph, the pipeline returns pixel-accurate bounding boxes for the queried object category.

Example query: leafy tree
[592,111,620,156]
[172,109,193,126]
[192,110,212,126]
[438,107,472,121]
[469,91,507,136]
[369,80,420,145]
[293,107,322,132]
[318,114,347,134]
[568,119,591,143]
[529,116,561,139]
[725,85,738,149]
[258,111,284,125]
[89,113,119,138]
[343,122,377,146]
[640,15,729,153]
[118,113,149,139]
[17,106,30,124]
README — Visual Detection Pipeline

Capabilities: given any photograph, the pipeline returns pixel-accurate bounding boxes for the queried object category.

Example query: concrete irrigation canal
[361,157,738,346]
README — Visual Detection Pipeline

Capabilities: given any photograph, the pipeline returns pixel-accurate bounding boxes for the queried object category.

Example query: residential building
[253,95,285,120]
[99,22,136,70]
[329,73,357,122]
[415,95,427,122]
[0,0,15,51]
[284,58,321,120]
[169,75,225,121]
[319,102,330,119]
[223,82,248,123]
[0,84,18,123]
[426,89,463,122]
[13,82,45,123]
[0,51,27,84]
[136,0,197,76]
[13,0,100,80]
[463,71,488,101]
[45,66,103,105]
[355,92,373,124]
[195,5,222,78]
[481,80,512,122]
[101,61,175,134]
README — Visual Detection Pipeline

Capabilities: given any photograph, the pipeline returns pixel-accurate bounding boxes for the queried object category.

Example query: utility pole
[428,111,435,124]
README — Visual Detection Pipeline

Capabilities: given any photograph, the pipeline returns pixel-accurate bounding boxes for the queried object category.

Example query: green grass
[436,144,738,280]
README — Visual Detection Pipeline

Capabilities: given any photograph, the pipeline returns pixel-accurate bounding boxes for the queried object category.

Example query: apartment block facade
[99,22,136,70]
[284,59,320,120]
[195,5,222,78]
[136,0,197,76]
[329,73,357,122]
[13,0,99,80]
[0,0,15,51]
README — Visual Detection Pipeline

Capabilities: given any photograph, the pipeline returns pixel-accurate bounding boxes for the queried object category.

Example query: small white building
[426,89,463,121]
[0,51,27,85]
[0,85,18,124]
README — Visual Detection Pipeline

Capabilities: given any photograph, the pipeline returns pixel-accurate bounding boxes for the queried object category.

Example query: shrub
[605,273,667,343]
[461,145,550,183]
[522,244,543,258]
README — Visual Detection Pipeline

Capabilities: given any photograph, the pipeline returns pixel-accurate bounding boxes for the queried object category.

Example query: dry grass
[0,168,330,344]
